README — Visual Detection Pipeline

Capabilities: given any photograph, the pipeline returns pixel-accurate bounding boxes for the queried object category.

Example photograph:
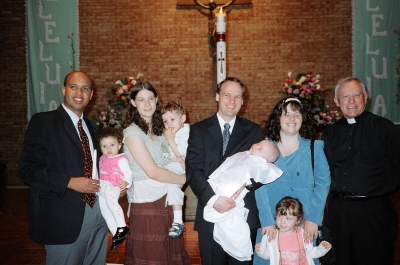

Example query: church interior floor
[1,187,400,264]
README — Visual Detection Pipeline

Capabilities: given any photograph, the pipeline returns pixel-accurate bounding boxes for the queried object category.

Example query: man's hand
[213,196,236,213]
[67,177,100,193]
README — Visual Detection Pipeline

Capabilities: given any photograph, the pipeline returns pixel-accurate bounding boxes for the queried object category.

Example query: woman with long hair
[122,81,190,264]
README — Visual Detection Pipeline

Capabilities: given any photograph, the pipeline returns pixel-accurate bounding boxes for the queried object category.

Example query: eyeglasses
[340,93,362,101]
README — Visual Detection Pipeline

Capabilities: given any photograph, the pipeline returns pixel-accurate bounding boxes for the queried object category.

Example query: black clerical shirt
[322,111,400,196]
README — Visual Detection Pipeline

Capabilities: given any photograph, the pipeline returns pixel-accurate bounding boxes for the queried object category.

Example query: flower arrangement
[280,71,341,128]
[93,73,144,129]
[282,71,331,110]
[314,108,342,127]
[94,108,123,129]
[108,73,145,109]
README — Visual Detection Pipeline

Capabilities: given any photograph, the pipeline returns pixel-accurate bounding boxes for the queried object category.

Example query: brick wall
[1,0,352,186]
[1,1,28,187]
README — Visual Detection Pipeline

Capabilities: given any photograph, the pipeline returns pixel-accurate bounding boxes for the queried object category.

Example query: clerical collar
[347,118,356,124]
[346,111,367,124]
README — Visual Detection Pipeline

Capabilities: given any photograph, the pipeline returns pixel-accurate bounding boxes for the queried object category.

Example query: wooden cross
[178,0,252,85]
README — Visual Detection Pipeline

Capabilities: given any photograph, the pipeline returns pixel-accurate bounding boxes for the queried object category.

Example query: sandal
[168,223,186,238]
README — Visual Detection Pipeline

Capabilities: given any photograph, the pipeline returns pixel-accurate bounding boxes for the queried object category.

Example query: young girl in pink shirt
[255,197,331,265]
[96,127,133,252]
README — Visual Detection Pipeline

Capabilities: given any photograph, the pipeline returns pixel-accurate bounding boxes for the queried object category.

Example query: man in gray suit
[19,71,108,264]
[186,77,264,265]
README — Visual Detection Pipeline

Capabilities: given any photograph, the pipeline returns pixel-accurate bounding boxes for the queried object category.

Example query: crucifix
[194,0,235,56]
[178,0,252,84]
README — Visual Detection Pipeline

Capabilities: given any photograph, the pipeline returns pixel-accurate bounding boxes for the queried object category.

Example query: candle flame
[219,7,223,14]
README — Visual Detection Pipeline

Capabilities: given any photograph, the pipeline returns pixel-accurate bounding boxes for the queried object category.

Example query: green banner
[26,0,79,119]
[353,0,400,123]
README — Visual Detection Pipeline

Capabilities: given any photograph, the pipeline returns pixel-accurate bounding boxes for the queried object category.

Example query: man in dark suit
[19,71,108,264]
[186,77,264,265]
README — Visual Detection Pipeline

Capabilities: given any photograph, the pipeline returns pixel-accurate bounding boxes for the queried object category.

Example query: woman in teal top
[254,98,330,265]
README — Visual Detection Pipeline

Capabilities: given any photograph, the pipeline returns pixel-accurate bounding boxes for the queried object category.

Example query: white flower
[136,73,144,80]
[115,80,123,86]
[288,72,292,78]
[297,76,306,85]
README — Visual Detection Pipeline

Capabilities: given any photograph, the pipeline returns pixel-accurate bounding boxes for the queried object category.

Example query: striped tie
[222,123,230,155]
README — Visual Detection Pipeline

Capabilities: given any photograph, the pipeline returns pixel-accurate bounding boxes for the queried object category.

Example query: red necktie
[77,119,96,207]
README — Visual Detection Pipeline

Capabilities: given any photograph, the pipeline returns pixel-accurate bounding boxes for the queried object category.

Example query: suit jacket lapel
[208,114,223,152]
[57,106,84,153]
[208,114,248,159]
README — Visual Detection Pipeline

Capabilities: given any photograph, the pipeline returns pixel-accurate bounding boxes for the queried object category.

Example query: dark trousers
[198,227,257,265]
[328,192,397,265]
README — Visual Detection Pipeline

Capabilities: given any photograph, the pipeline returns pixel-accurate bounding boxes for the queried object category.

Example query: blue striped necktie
[222,123,230,155]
